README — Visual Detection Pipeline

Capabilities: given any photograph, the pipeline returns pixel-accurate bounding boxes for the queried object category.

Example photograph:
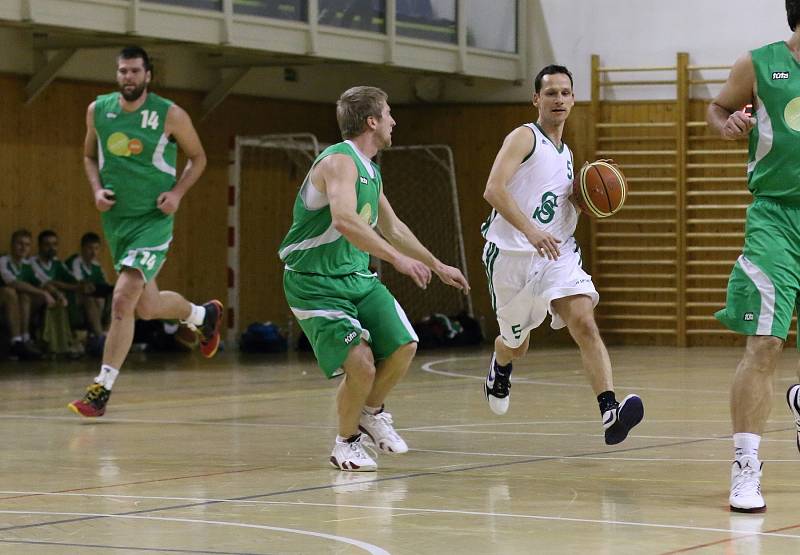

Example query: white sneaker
[329,434,377,472]
[787,384,800,454]
[729,456,766,513]
[359,410,408,454]
[484,352,511,415]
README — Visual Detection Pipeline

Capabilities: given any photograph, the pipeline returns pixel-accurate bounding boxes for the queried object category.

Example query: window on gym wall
[396,0,456,44]
[466,0,516,53]
[234,0,307,20]
[143,0,222,10]
[318,0,385,33]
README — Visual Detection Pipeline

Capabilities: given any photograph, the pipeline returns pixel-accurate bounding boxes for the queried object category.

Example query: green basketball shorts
[716,198,800,346]
[102,211,173,283]
[283,271,418,378]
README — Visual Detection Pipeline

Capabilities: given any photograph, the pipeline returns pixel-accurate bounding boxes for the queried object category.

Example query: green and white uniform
[65,254,110,286]
[279,141,418,378]
[716,41,800,343]
[29,257,76,288]
[94,91,177,281]
[0,255,37,286]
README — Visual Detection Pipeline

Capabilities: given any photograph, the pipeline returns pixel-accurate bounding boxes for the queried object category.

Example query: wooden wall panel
[1,73,597,346]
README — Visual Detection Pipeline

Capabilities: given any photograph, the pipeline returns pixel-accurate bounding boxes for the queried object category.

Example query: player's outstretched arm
[377,192,469,293]
[483,126,561,260]
[158,104,207,214]
[323,155,431,289]
[84,102,116,212]
[708,52,756,141]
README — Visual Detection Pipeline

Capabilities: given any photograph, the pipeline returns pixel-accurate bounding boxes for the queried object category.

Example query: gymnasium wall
[0,72,597,344]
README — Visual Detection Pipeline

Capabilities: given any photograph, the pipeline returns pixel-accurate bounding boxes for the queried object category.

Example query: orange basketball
[574,160,627,218]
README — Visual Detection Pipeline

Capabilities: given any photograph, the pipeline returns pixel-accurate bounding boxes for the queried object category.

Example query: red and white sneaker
[198,300,223,358]
[68,383,111,417]
[729,456,766,513]
[359,409,409,454]
[787,384,800,454]
[330,434,377,472]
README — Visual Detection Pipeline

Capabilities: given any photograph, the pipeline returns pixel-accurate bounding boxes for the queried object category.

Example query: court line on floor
[420,356,799,393]
[407,448,800,463]
[0,538,270,555]
[0,431,792,538]
[660,520,800,554]
[0,505,798,545]
[0,512,389,555]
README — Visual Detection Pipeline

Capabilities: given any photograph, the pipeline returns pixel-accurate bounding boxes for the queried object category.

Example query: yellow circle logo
[785,97,800,132]
[107,132,131,156]
[359,204,372,224]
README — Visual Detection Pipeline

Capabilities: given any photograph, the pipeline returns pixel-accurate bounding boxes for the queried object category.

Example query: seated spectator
[0,229,52,359]
[29,230,83,356]
[65,232,114,353]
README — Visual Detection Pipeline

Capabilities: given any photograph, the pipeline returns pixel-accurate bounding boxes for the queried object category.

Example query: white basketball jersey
[481,123,577,252]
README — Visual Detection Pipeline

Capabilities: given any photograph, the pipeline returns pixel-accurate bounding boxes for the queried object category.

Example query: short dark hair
[336,86,388,139]
[38,230,57,246]
[10,229,31,245]
[788,0,800,30]
[534,65,574,93]
[81,232,102,247]
[117,46,152,72]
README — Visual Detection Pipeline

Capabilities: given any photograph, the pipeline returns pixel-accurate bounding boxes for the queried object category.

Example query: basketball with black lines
[574,160,627,218]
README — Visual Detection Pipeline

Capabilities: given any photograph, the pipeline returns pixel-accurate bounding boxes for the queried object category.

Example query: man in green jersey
[65,232,113,343]
[0,229,51,360]
[68,46,223,418]
[708,0,800,513]
[280,86,469,471]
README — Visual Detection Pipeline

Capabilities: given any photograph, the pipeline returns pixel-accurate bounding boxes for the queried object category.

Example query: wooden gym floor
[0,345,797,554]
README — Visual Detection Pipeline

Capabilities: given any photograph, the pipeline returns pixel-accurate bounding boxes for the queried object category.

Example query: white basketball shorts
[482,237,599,348]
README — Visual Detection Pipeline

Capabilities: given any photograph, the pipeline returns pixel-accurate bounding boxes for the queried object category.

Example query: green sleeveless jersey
[278,142,382,276]
[94,92,177,217]
[748,42,800,203]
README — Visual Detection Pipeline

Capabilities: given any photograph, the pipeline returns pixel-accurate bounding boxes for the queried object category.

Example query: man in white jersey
[480,65,644,445]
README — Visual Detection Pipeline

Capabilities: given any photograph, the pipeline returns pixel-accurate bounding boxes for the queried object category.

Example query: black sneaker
[198,300,223,358]
[68,383,111,417]
[10,341,44,361]
[484,352,511,415]
[603,394,644,445]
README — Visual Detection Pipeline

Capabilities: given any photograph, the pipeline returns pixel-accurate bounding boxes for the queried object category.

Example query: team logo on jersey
[107,132,143,157]
[359,203,372,224]
[105,112,118,119]
[772,71,790,80]
[344,330,358,344]
[743,312,754,322]
[359,176,368,185]
[533,191,558,224]
[785,97,800,132]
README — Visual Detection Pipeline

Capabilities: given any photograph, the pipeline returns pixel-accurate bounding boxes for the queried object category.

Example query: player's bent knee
[743,336,784,369]
[394,341,417,360]
[568,314,600,341]
[344,345,376,385]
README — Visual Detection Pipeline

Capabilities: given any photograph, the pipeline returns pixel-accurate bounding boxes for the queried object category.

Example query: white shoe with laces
[484,352,511,415]
[359,410,409,454]
[787,384,800,454]
[729,455,766,513]
[329,434,378,472]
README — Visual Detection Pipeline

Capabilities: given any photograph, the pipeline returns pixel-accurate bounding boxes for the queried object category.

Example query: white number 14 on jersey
[140,110,159,130]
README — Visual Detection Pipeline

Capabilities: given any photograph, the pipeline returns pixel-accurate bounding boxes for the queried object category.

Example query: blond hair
[336,86,388,139]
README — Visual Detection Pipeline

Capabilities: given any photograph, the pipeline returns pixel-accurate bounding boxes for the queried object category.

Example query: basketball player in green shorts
[708,0,800,513]
[280,86,469,471]
[68,46,223,417]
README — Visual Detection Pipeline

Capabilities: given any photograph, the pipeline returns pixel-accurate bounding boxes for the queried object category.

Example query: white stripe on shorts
[737,255,776,335]
[393,300,419,342]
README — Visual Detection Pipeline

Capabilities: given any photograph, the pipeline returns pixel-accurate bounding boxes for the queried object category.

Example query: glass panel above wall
[143,0,222,10]
[318,0,386,34]
[466,0,516,53]
[396,0,456,44]
[234,0,308,21]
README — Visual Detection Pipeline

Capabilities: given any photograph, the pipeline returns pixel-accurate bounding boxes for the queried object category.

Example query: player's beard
[120,82,147,101]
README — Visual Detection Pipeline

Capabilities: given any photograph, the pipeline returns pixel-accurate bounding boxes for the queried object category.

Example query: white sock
[734,432,761,459]
[10,336,22,344]
[94,364,120,390]
[22,333,30,342]
[185,304,206,327]
[362,405,383,416]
